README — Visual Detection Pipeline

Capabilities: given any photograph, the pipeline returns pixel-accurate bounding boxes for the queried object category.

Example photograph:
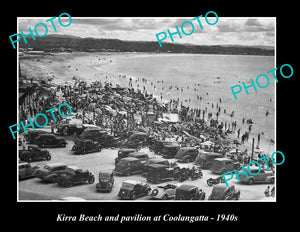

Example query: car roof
[212,183,233,190]
[179,147,197,151]
[164,144,180,148]
[149,157,168,162]
[214,157,233,162]
[45,163,66,168]
[200,152,222,156]
[122,180,142,185]
[66,166,82,171]
[146,163,169,168]
[177,184,198,191]
[120,157,140,161]
[128,152,148,157]
[18,162,30,166]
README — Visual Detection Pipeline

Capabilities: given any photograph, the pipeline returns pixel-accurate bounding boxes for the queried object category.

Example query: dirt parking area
[18,135,274,201]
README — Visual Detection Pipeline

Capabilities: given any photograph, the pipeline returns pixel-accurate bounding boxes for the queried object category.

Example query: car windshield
[100,173,111,180]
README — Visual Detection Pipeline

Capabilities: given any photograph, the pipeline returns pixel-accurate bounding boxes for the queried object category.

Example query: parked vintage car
[208,184,240,200]
[19,162,35,180]
[114,157,144,176]
[144,157,177,173]
[56,166,95,188]
[150,183,178,200]
[96,170,114,192]
[24,130,51,143]
[161,144,180,159]
[149,139,174,154]
[19,145,51,162]
[117,180,151,200]
[175,184,206,200]
[115,148,137,164]
[78,128,119,147]
[239,167,275,185]
[210,158,241,174]
[146,164,177,184]
[34,163,68,183]
[194,152,223,169]
[175,147,199,163]
[72,139,102,154]
[33,134,67,148]
[56,123,85,136]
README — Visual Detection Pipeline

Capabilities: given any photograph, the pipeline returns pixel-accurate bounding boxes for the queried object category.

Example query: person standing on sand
[237,128,240,139]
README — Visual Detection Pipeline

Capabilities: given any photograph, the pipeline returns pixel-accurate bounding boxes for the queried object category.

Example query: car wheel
[248,178,255,185]
[88,176,95,184]
[162,194,168,200]
[46,155,51,160]
[62,143,67,148]
[64,181,73,188]
[51,176,57,183]
[177,195,185,200]
[125,171,131,176]
[131,194,137,200]
[28,157,32,162]
[207,179,213,186]
[82,149,86,155]
[185,157,191,163]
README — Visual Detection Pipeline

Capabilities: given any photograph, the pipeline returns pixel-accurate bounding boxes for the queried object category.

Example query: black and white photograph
[17,16,277,202]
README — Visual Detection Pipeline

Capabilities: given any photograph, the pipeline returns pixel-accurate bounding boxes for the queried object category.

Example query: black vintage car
[149,139,174,154]
[146,164,177,184]
[161,144,180,159]
[175,184,206,200]
[115,148,137,164]
[117,180,151,200]
[24,130,51,143]
[78,128,119,148]
[114,157,144,176]
[121,132,152,149]
[194,152,223,169]
[175,147,199,163]
[72,139,102,154]
[56,124,85,136]
[96,170,114,192]
[33,134,67,148]
[56,166,95,188]
[19,145,51,162]
[208,184,240,200]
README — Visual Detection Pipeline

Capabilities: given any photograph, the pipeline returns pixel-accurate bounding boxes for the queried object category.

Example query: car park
[208,184,240,200]
[19,145,51,162]
[175,147,199,163]
[34,163,68,183]
[240,167,275,185]
[150,183,178,200]
[114,157,144,176]
[56,166,95,188]
[194,151,223,169]
[19,162,35,180]
[117,180,151,200]
[33,134,67,148]
[210,157,241,174]
[175,184,206,200]
[72,139,102,154]
[160,144,180,159]
[96,170,114,192]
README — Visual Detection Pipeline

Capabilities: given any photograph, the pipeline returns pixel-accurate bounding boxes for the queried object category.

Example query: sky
[18,16,275,47]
